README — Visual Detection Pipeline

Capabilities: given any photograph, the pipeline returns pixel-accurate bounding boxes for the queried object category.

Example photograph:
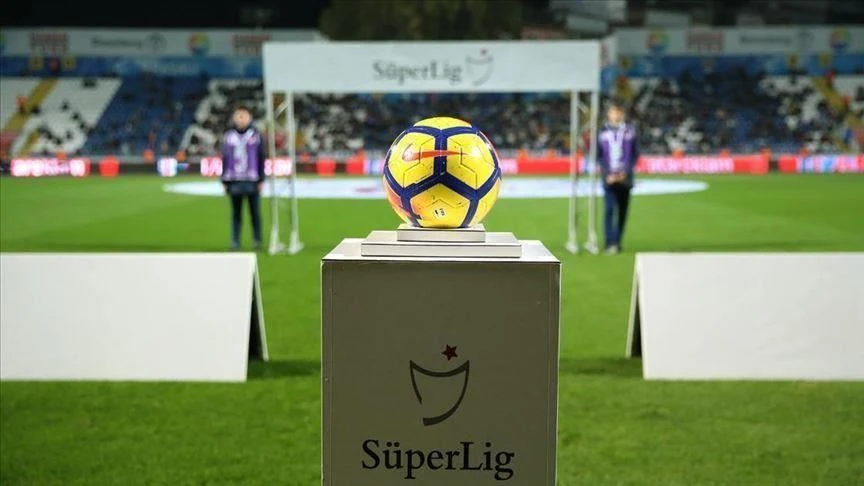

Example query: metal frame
[266,93,303,256]
[565,91,601,255]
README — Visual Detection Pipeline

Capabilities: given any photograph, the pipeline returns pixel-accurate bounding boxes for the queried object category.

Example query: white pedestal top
[324,237,559,263]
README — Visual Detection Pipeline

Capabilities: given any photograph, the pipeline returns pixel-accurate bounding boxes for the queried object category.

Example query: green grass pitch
[1,174,863,485]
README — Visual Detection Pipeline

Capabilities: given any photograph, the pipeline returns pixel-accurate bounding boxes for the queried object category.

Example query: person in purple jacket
[221,105,266,250]
[596,102,639,254]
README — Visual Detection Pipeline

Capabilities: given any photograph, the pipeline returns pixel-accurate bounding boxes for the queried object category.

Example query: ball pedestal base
[360,225,522,258]
[396,223,487,243]
[322,237,561,485]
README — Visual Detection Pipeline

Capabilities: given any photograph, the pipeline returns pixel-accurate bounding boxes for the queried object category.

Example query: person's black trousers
[226,181,262,248]
[603,183,632,250]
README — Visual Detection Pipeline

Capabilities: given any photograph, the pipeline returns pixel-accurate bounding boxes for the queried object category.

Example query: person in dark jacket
[221,105,266,250]
[596,102,639,254]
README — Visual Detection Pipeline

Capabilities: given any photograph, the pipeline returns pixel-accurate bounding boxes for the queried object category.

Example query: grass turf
[1,174,863,485]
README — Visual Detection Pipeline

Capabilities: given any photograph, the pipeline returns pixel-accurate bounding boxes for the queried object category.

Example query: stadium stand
[82,75,208,157]
[181,91,572,154]
[829,75,864,152]
[1,78,40,128]
[290,92,571,152]
[619,69,862,155]
[2,69,859,158]
[1,78,43,157]
[181,89,570,155]
[181,79,266,156]
[178,74,855,156]
[15,78,122,156]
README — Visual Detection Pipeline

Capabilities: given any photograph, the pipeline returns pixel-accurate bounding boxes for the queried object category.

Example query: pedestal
[322,231,561,485]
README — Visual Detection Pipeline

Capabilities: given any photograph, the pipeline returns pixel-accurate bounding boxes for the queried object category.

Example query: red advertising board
[509,154,767,175]
[10,158,91,177]
[636,154,769,174]
[312,153,771,176]
[199,157,293,177]
[777,154,864,173]
[514,155,584,175]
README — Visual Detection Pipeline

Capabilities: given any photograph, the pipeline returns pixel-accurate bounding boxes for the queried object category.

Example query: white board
[0,253,268,382]
[628,253,864,381]
[263,40,600,93]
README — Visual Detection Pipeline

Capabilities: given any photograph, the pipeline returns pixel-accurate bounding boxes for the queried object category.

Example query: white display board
[0,253,267,382]
[262,40,600,93]
[628,253,864,381]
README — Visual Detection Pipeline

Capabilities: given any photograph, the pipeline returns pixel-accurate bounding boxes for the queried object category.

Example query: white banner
[263,41,600,93]
[615,26,864,56]
[0,28,324,57]
[0,253,267,381]
[628,253,864,380]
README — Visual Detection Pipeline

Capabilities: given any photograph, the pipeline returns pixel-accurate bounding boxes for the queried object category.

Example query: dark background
[5,0,864,30]
[1,0,331,28]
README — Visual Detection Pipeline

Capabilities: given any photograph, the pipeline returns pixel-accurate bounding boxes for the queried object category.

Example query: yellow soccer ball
[383,116,502,228]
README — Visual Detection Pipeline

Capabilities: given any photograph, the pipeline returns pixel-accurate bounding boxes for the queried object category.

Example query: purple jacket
[597,122,639,185]
[221,127,265,183]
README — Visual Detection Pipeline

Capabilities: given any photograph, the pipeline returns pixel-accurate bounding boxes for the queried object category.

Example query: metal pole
[265,89,281,255]
[586,90,601,254]
[565,90,580,254]
[286,91,303,255]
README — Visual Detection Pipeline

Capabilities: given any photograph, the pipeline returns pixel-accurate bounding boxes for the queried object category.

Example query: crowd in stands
[80,74,206,158]
[628,66,862,154]
[289,92,572,153]
[6,65,862,160]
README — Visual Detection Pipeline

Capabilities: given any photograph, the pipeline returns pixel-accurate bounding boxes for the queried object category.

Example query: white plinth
[322,238,561,485]
[361,229,522,258]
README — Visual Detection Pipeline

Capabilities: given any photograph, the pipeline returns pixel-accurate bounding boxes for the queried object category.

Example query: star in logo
[442,344,458,361]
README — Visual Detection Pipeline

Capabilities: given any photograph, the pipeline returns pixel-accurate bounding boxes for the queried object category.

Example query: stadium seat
[83,75,207,157]
[0,78,40,129]
[22,78,122,156]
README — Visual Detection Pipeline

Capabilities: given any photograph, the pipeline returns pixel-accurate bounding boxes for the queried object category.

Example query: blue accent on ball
[432,130,449,179]
[440,173,478,228]
[477,166,502,198]
[477,130,500,170]
[441,126,478,137]
[461,201,479,228]
[404,125,441,137]
[440,173,476,200]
